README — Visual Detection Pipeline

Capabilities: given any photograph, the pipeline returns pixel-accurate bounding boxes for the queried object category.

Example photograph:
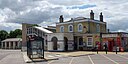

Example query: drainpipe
[72,18,75,50]
[88,19,90,33]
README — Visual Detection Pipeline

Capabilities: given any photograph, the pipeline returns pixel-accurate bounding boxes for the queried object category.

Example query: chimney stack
[100,12,103,22]
[90,10,94,20]
[59,15,64,23]
[107,29,109,33]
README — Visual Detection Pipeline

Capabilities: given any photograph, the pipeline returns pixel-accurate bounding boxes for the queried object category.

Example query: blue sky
[67,5,96,9]
[0,0,128,32]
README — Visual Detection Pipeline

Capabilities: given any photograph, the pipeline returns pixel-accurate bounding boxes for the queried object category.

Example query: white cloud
[0,23,21,32]
[0,0,128,32]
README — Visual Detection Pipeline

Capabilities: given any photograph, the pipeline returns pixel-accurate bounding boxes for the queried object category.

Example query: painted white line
[88,55,94,64]
[69,57,74,64]
[100,54,119,64]
[47,60,55,64]
[116,54,128,59]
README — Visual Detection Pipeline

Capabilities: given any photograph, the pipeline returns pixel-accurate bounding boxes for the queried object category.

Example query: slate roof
[34,26,53,33]
[2,38,22,42]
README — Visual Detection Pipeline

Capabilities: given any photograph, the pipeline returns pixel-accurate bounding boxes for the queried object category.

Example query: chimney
[59,15,63,23]
[71,18,73,20]
[90,10,94,20]
[100,12,103,22]
[107,29,109,33]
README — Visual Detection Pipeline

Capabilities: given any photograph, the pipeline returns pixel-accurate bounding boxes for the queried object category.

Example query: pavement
[22,52,32,63]
[22,52,59,63]
[44,51,128,57]
[22,51,128,63]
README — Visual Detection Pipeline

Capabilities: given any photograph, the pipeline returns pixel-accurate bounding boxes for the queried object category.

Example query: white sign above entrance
[102,34,118,38]
[121,34,128,37]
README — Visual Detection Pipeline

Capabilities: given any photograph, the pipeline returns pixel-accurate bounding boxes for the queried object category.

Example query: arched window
[60,26,64,32]
[68,25,73,32]
[78,23,83,32]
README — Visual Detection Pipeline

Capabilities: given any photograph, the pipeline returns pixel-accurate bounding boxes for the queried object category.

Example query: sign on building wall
[102,34,118,38]
[121,34,128,37]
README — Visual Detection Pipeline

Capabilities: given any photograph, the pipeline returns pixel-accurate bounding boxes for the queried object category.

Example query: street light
[0,39,1,49]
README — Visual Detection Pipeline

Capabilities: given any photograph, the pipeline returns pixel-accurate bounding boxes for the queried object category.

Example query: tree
[14,29,22,38]
[0,30,8,40]
[8,31,15,38]
[8,29,22,38]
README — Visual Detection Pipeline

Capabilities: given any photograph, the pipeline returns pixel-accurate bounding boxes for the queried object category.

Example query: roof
[57,17,106,25]
[2,38,22,42]
[34,26,53,33]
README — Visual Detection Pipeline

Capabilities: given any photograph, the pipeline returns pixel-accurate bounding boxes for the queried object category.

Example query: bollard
[106,49,107,54]
[116,48,117,54]
[97,49,98,54]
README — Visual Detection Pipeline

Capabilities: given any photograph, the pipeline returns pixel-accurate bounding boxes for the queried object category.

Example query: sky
[0,0,128,32]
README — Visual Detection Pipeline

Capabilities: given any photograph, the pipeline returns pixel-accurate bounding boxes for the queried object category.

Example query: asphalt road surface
[0,50,27,64]
[0,50,128,64]
[46,54,128,64]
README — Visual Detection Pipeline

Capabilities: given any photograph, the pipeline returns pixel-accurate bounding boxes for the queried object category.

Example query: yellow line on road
[100,54,119,64]
[88,55,94,64]
[69,57,74,64]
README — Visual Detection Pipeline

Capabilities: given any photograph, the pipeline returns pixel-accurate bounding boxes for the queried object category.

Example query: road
[46,54,128,64]
[0,50,29,64]
[0,50,128,64]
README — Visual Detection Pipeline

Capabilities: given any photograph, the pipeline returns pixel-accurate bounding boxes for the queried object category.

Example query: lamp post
[0,39,1,49]
[116,44,117,54]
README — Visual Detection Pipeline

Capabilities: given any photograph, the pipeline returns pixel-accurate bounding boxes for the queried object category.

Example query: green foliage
[16,35,22,38]
[0,30,8,40]
[8,29,22,38]
[0,29,22,41]
[27,24,39,27]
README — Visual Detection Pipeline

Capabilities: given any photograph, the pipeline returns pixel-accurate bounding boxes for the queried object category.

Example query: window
[68,25,73,32]
[60,26,64,32]
[87,37,93,46]
[96,24,100,32]
[27,28,30,34]
[78,23,83,32]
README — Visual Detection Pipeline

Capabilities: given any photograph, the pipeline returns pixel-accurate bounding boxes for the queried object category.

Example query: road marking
[116,54,128,59]
[69,57,74,64]
[88,55,94,64]
[47,60,55,64]
[100,54,119,64]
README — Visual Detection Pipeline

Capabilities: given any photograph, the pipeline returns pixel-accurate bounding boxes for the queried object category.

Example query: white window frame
[87,37,93,47]
[78,23,83,32]
[60,26,64,32]
[68,25,73,32]
[96,24,100,32]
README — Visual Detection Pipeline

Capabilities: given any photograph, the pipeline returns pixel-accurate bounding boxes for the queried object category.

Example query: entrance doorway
[64,37,68,51]
[79,37,83,50]
[108,40,114,52]
[51,37,58,50]
[74,36,78,50]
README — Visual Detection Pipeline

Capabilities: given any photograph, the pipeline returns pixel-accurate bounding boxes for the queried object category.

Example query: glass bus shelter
[27,35,44,59]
